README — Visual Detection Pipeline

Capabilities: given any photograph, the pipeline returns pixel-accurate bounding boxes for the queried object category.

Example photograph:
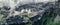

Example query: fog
[0,0,57,7]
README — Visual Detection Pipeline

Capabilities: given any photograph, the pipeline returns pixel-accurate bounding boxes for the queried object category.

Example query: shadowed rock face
[6,15,23,24]
[5,3,44,24]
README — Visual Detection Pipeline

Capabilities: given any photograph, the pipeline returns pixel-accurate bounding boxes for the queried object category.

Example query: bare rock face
[0,0,59,25]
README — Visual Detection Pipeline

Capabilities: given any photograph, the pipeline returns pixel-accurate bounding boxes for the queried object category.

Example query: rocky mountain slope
[0,0,60,25]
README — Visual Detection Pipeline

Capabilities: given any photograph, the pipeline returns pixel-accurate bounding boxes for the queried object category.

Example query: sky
[0,0,57,8]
